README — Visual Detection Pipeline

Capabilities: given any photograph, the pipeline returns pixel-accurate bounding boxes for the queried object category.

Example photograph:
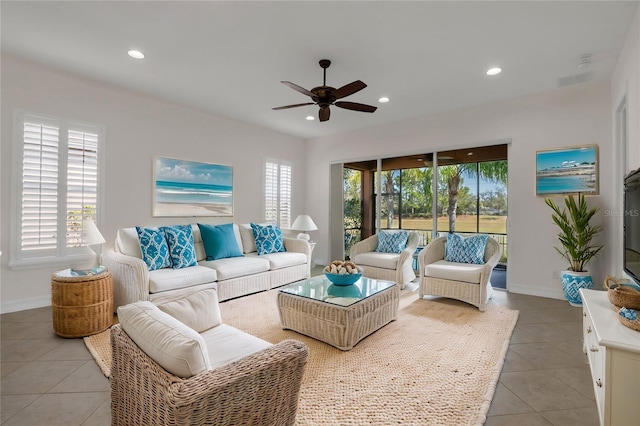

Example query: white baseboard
[507,282,566,301]
[1,297,51,314]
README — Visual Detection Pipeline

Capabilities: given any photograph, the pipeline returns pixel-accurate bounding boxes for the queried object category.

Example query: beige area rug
[85,289,518,425]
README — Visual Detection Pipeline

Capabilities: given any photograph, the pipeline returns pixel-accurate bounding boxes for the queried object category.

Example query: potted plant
[545,193,604,306]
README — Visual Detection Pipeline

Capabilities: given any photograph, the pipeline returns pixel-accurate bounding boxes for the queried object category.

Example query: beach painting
[153,157,233,217]
[536,145,599,196]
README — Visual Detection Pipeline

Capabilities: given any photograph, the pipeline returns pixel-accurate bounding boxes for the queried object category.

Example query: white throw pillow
[239,223,257,253]
[118,301,212,378]
[157,289,222,332]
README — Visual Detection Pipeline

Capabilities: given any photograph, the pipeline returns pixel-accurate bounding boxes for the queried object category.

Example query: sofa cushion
[246,251,306,270]
[352,251,399,270]
[198,223,243,260]
[136,226,172,270]
[238,223,257,254]
[376,230,409,254]
[251,223,285,255]
[424,260,484,284]
[157,289,222,333]
[116,227,143,258]
[199,256,270,281]
[118,301,211,379]
[201,323,272,369]
[445,233,489,265]
[148,265,218,293]
[161,225,198,269]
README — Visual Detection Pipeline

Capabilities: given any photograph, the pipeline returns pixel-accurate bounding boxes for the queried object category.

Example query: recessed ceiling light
[486,67,502,76]
[306,116,315,121]
[467,151,474,156]
[128,50,145,59]
[378,97,390,103]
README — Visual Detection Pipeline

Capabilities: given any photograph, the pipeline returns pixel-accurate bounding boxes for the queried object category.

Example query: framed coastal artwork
[153,156,233,217]
[535,144,599,197]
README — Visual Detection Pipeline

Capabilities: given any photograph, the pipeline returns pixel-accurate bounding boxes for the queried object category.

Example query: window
[11,112,104,268]
[264,158,292,228]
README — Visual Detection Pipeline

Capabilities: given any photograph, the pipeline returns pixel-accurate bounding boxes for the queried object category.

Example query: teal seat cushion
[136,226,172,270]
[161,225,197,269]
[250,223,285,255]
[444,233,489,265]
[198,223,243,260]
[375,230,409,253]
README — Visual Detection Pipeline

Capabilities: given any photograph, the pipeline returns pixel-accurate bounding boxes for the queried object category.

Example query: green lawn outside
[388,215,507,234]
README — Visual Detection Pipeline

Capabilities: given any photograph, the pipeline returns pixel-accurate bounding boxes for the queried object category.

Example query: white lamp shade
[83,220,106,246]
[291,215,318,232]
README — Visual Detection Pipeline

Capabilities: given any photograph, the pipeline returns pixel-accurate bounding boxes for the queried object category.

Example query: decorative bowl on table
[323,260,363,286]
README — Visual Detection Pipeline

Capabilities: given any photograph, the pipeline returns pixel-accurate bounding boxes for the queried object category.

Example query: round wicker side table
[51,269,113,338]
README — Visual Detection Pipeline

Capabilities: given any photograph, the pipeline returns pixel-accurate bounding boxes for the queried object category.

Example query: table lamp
[83,219,106,267]
[291,215,317,242]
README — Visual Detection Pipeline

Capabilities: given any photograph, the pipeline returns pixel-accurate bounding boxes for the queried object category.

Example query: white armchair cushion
[148,265,217,293]
[353,252,399,270]
[201,324,272,369]
[157,289,222,332]
[118,301,212,379]
[424,260,484,284]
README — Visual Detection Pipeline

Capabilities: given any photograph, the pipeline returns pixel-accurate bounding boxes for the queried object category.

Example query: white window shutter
[279,163,292,229]
[264,159,292,228]
[66,129,99,247]
[21,121,59,251]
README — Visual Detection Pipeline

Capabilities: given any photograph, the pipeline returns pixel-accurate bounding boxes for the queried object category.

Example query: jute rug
[85,289,518,425]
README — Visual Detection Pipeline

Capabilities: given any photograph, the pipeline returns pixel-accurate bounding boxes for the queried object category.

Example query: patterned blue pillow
[250,223,285,255]
[161,225,197,269]
[375,230,409,253]
[136,226,172,271]
[445,233,489,265]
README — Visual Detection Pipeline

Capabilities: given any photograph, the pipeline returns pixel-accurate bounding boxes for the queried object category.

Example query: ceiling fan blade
[335,101,377,113]
[319,107,330,122]
[333,80,367,99]
[272,103,315,110]
[281,81,316,98]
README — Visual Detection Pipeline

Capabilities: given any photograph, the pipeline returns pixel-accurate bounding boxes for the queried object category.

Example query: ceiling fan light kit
[273,59,377,122]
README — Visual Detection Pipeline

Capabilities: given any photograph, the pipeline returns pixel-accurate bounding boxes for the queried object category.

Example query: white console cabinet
[580,289,640,426]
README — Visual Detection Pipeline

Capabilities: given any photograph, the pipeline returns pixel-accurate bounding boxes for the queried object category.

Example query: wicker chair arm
[349,235,379,258]
[484,237,502,269]
[418,236,446,272]
[102,250,149,310]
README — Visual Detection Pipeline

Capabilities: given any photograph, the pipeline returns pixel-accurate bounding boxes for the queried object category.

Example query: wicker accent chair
[418,235,501,311]
[350,231,420,289]
[111,325,308,426]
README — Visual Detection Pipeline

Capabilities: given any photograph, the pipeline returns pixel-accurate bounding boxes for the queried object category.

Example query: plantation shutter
[279,163,292,229]
[264,159,292,228]
[21,120,59,251]
[66,128,99,247]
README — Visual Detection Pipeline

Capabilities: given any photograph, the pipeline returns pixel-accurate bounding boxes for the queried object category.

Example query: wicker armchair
[111,325,308,426]
[349,231,420,289]
[418,236,501,311]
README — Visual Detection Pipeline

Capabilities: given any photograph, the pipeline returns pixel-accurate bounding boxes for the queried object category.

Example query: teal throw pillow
[444,233,489,265]
[136,226,172,271]
[250,223,285,255]
[161,225,197,269]
[375,230,409,253]
[197,223,243,261]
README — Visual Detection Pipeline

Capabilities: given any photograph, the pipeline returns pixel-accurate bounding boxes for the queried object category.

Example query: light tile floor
[1,285,598,425]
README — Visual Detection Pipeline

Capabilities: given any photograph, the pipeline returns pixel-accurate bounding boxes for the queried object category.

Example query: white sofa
[103,223,312,309]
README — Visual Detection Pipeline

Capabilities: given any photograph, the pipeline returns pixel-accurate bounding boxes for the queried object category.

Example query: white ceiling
[1,1,638,140]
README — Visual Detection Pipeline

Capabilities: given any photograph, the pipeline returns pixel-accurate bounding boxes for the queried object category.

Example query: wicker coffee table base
[277,284,399,351]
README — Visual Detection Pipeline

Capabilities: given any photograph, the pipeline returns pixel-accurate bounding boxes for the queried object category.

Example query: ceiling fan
[273,59,377,122]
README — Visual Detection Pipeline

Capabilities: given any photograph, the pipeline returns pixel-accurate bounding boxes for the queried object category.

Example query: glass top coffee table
[277,275,399,350]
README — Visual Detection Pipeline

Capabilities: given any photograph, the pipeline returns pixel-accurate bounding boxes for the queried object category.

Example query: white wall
[306,81,614,300]
[0,55,306,313]
[610,7,640,282]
